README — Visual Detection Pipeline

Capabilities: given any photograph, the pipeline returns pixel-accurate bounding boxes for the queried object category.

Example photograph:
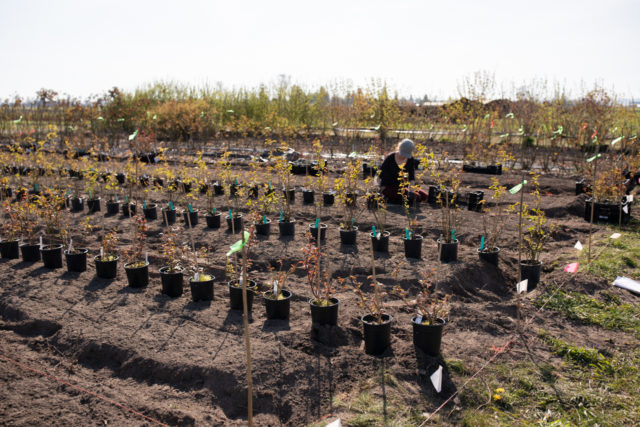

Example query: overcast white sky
[0,0,638,101]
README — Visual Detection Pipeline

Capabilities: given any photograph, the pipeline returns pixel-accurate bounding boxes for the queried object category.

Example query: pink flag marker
[564,262,579,273]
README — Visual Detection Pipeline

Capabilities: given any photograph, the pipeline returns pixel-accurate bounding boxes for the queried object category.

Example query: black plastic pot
[263,289,292,320]
[403,235,423,259]
[124,262,149,288]
[478,247,500,266]
[412,317,445,356]
[437,239,459,263]
[213,183,224,195]
[1,240,19,259]
[95,255,118,279]
[229,279,258,310]
[520,260,542,290]
[83,197,100,213]
[309,297,339,326]
[183,209,199,227]
[255,218,271,236]
[205,212,221,229]
[339,226,358,245]
[370,231,390,253]
[427,186,440,204]
[41,244,63,269]
[65,249,88,272]
[302,189,315,204]
[467,191,484,212]
[322,192,335,206]
[20,244,41,262]
[122,203,137,217]
[189,275,215,301]
[106,201,120,215]
[278,219,296,237]
[70,197,84,212]
[159,267,184,297]
[584,198,631,225]
[161,207,176,225]
[361,314,392,355]
[226,214,243,233]
[143,203,158,220]
[283,188,296,204]
[309,223,327,241]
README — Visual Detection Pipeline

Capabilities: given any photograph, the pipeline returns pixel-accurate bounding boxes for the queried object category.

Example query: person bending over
[378,139,428,204]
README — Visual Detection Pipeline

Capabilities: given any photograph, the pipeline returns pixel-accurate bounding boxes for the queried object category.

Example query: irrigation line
[0,353,170,427]
[419,279,571,425]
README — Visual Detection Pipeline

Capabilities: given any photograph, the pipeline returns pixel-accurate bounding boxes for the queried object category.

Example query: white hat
[399,139,414,158]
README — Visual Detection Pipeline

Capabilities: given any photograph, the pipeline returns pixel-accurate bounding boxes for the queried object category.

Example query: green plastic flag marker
[553,126,563,135]
[188,203,193,213]
[88,190,92,198]
[405,228,410,240]
[213,207,217,214]
[500,133,509,138]
[461,125,467,132]
[226,231,250,257]
[611,136,623,145]
[226,110,234,114]
[332,122,338,127]
[586,153,601,163]
[451,229,456,241]
[128,129,138,141]
[484,113,490,119]
[117,118,125,122]
[228,209,233,219]
[97,116,104,121]
[373,124,381,131]
[234,178,238,185]
[280,211,283,221]
[125,195,129,204]
[152,114,157,120]
[143,200,147,209]
[169,201,174,210]
[508,180,527,195]
[315,218,319,228]
[517,127,524,135]
[263,215,267,224]
[348,151,357,158]
[13,116,22,124]
[34,183,39,192]
[372,225,376,235]
[480,236,485,250]
[115,194,119,202]
[505,112,514,118]
[268,181,271,189]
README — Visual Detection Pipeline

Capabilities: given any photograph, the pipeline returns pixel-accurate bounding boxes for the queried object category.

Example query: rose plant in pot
[300,240,338,327]
[0,200,20,259]
[37,189,66,269]
[478,177,508,266]
[398,164,423,259]
[183,243,214,302]
[15,198,40,262]
[432,159,461,263]
[270,149,296,237]
[122,214,149,288]
[227,229,259,310]
[65,216,93,272]
[334,156,362,245]
[95,228,119,279]
[263,258,296,320]
[341,274,392,356]
[393,268,451,356]
[158,226,184,297]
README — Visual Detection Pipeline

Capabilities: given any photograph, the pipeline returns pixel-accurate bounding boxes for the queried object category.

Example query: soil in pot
[124,261,149,288]
[190,274,214,301]
[229,279,258,310]
[20,244,41,262]
[263,289,292,320]
[370,231,390,253]
[403,235,423,259]
[41,244,63,269]
[437,239,458,263]
[1,240,20,259]
[412,317,445,356]
[339,226,358,245]
[65,249,88,272]
[95,255,119,279]
[159,267,184,297]
[361,313,393,355]
[309,297,339,326]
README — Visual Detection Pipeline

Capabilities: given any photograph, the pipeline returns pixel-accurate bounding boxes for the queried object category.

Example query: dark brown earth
[1,160,638,426]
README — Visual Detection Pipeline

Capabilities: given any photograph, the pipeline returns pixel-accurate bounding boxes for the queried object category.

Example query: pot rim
[436,238,458,244]
[263,288,292,300]
[361,313,393,325]
[369,231,391,238]
[189,274,215,284]
[520,259,542,266]
[308,296,339,307]
[159,265,184,274]
[412,316,446,326]
[309,222,328,229]
[124,261,150,269]
[278,218,296,224]
[403,234,423,241]
[94,254,120,262]
[340,225,359,232]
[65,248,89,255]
[40,244,64,251]
[228,279,258,289]
[477,247,500,253]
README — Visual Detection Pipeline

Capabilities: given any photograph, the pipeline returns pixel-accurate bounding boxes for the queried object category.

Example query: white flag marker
[68,239,73,253]
[610,233,622,239]
[430,365,443,393]
[623,204,629,214]
[517,279,528,294]
[326,419,342,427]
[574,241,583,251]
[628,195,634,202]
[613,276,640,294]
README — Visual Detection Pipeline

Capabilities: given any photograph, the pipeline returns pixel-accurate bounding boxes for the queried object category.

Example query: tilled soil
[1,167,638,426]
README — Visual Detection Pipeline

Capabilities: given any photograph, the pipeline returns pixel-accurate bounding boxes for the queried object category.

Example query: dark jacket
[379,152,416,187]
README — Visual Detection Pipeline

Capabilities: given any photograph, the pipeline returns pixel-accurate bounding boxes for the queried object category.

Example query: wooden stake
[516,171,525,332]
[240,236,253,427]
[588,157,597,264]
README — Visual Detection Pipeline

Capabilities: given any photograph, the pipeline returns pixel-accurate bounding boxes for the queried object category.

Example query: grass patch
[538,330,614,375]
[534,285,640,338]
[583,230,640,281]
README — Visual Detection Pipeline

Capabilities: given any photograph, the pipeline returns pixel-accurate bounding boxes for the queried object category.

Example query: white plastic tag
[574,241,583,251]
[430,365,443,393]
[610,233,622,239]
[517,279,528,294]
[613,276,640,294]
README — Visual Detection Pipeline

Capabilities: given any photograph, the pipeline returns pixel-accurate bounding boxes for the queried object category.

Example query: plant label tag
[627,195,634,202]
[100,247,104,258]
[39,236,43,249]
[613,276,640,294]
[68,239,73,253]
[194,272,199,281]
[623,204,629,214]
[415,315,422,324]
[610,233,622,239]
[574,241,583,251]
[430,365,443,393]
[517,279,528,294]
[145,252,148,264]
[326,419,342,427]
[376,232,381,240]
[273,280,278,296]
